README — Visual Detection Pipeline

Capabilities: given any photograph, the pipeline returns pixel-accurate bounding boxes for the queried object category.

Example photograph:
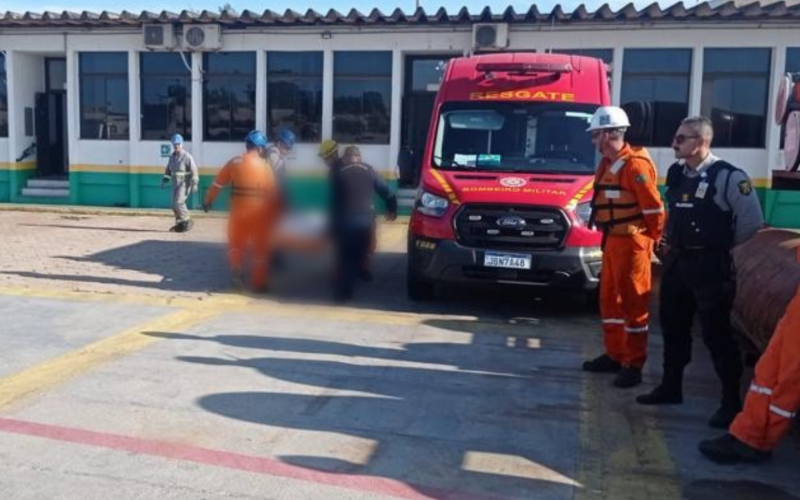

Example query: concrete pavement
[0,210,798,500]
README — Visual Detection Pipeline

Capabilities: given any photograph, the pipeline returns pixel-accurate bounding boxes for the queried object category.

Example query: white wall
[8,52,45,164]
[0,139,9,164]
[0,23,796,181]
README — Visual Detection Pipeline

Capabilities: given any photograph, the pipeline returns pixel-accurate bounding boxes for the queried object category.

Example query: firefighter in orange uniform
[700,246,800,464]
[582,106,665,389]
[203,130,276,292]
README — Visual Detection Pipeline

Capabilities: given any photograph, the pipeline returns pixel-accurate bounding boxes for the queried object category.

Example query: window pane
[335,52,392,76]
[556,49,613,65]
[333,51,392,144]
[267,52,323,142]
[80,52,128,75]
[0,53,7,137]
[47,59,67,91]
[704,48,770,74]
[141,78,191,140]
[411,59,448,92]
[786,48,800,73]
[623,49,691,74]
[205,52,256,75]
[80,54,130,140]
[702,48,770,148]
[204,79,256,142]
[141,53,191,140]
[621,49,692,147]
[141,52,191,75]
[268,52,322,77]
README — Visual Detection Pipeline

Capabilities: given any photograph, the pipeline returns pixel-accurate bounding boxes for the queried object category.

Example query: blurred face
[322,153,338,168]
[278,141,292,155]
[590,128,622,159]
[173,143,183,154]
[672,124,705,160]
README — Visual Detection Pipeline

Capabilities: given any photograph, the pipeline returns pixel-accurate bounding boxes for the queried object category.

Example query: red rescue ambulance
[407,52,606,300]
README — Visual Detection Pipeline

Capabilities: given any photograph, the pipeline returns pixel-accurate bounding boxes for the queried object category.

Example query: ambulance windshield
[432,102,599,174]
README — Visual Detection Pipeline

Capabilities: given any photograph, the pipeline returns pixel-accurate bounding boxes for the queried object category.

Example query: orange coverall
[205,150,277,289]
[592,144,665,369]
[729,246,800,451]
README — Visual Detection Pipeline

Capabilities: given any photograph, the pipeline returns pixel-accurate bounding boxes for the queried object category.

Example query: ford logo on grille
[496,215,527,228]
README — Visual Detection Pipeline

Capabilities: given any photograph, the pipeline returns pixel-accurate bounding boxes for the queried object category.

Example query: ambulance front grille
[454,204,569,251]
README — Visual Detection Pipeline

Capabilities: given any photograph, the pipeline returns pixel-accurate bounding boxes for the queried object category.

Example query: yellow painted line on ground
[575,345,682,500]
[0,307,225,412]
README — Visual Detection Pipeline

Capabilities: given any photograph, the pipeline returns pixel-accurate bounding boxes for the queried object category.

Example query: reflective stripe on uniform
[602,319,625,324]
[642,208,664,215]
[769,404,797,419]
[625,325,649,333]
[213,182,224,189]
[749,383,773,396]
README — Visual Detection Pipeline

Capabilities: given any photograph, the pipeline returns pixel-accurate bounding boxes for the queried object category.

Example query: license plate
[483,252,532,270]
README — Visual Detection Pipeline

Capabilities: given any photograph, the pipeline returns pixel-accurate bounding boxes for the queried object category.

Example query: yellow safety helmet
[318,139,339,158]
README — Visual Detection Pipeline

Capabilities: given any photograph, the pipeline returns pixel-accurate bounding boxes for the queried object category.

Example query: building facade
[0,2,799,225]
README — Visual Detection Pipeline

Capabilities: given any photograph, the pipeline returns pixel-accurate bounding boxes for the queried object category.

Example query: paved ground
[0,210,798,500]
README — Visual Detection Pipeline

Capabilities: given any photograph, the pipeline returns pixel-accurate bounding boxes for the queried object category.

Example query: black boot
[230,269,245,291]
[359,269,374,282]
[613,366,642,388]
[637,367,684,405]
[183,219,194,232]
[708,402,742,430]
[582,354,621,373]
[698,434,772,465]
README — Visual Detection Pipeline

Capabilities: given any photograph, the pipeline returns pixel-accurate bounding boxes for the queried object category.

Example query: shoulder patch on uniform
[231,156,243,164]
[738,179,753,196]
[635,173,648,184]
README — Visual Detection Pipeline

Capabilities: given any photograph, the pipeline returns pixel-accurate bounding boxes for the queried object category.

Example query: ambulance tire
[407,262,435,301]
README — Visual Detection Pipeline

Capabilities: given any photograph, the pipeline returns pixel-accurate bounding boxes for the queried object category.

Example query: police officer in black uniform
[328,146,398,302]
[637,116,764,430]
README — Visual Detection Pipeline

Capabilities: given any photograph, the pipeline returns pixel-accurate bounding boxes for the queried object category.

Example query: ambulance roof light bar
[475,62,574,74]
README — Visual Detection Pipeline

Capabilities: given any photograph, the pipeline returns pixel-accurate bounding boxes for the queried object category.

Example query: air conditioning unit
[472,23,509,51]
[143,24,176,50]
[182,25,222,51]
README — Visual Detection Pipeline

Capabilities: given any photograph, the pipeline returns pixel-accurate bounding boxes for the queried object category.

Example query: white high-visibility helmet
[586,106,631,132]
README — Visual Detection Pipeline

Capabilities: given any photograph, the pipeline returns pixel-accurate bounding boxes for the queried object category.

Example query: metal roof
[2,1,800,28]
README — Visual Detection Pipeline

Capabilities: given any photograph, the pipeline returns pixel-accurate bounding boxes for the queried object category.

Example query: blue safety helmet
[245,130,268,149]
[277,128,296,149]
[171,133,184,145]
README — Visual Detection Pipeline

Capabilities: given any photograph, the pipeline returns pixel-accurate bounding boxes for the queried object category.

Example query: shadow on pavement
[146,324,586,500]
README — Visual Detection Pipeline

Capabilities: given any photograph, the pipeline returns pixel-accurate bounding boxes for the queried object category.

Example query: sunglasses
[673,134,700,145]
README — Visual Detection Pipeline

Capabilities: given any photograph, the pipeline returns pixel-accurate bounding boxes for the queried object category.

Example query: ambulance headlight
[417,191,449,217]
[574,201,592,227]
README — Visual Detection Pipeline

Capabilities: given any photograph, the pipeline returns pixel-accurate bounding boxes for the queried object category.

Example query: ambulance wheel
[407,264,435,301]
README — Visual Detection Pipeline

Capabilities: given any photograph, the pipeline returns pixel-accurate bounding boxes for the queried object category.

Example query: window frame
[620,48,693,147]
[266,51,323,144]
[701,47,772,149]
[332,51,393,145]
[202,51,257,143]
[139,52,193,141]
[79,52,130,141]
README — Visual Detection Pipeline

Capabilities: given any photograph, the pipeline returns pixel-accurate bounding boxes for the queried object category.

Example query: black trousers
[659,250,743,405]
[333,222,373,300]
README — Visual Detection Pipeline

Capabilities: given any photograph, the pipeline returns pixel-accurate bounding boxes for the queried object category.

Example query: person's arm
[188,153,199,191]
[203,160,234,211]
[724,170,765,245]
[628,159,665,242]
[372,169,398,220]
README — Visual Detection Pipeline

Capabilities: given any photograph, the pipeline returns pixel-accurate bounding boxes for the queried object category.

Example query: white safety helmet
[586,106,631,132]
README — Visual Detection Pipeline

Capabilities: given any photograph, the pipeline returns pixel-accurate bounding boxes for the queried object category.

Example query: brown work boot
[582,354,621,373]
[698,434,772,465]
